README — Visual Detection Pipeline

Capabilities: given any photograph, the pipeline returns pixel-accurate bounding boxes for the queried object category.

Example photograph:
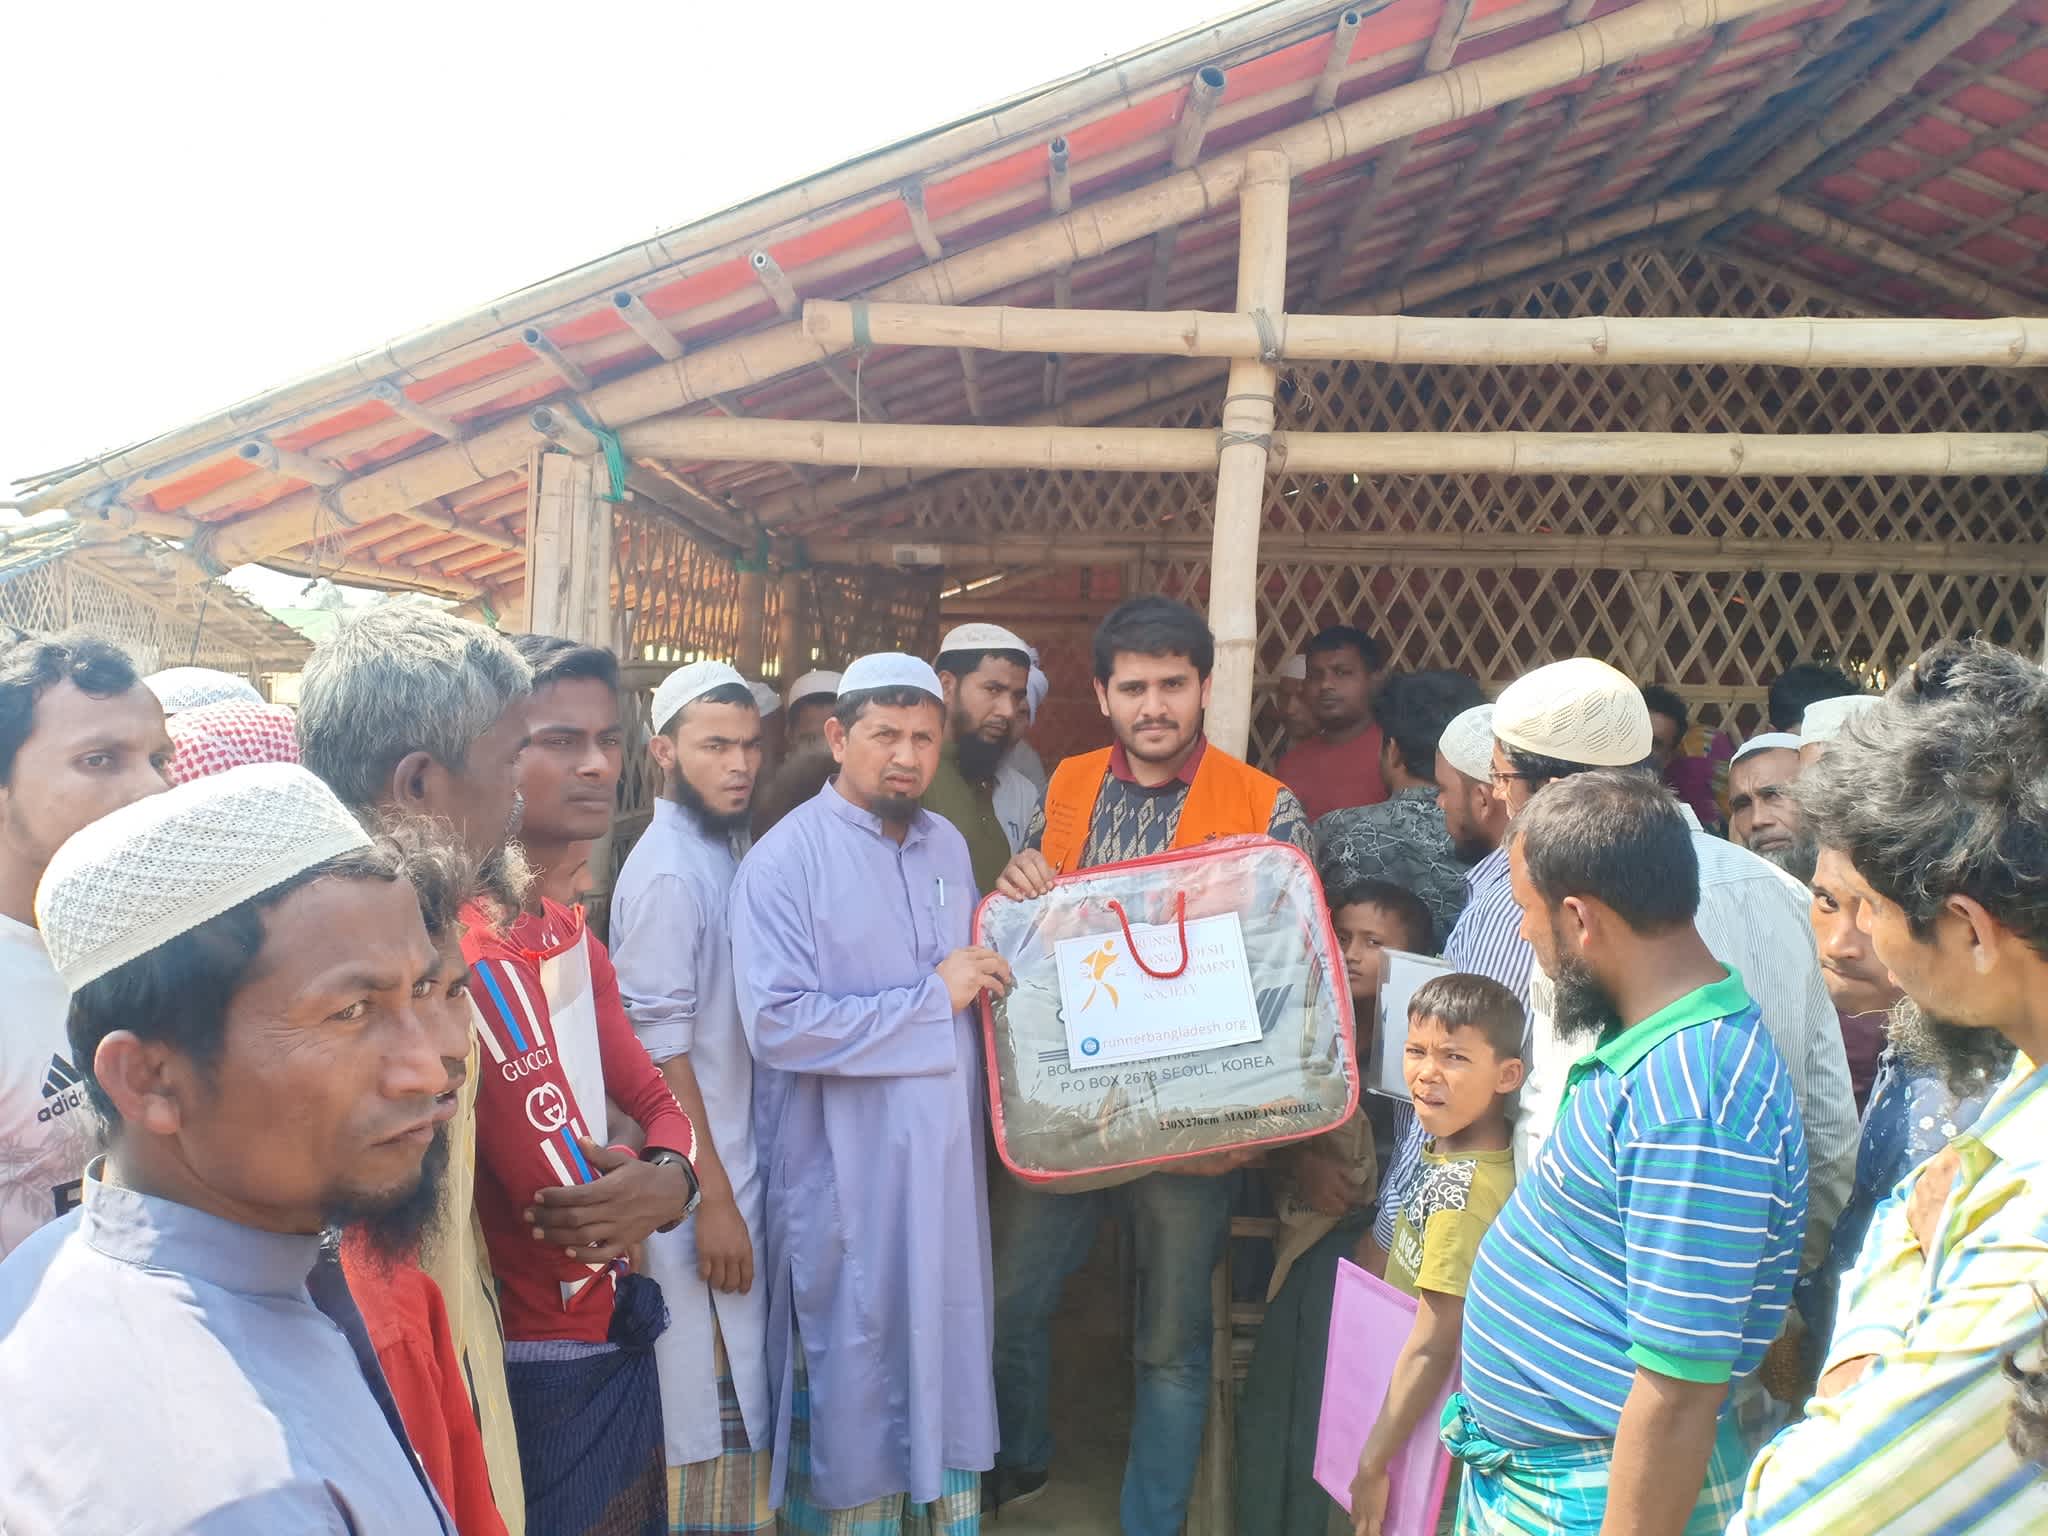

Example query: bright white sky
[2,0,1229,529]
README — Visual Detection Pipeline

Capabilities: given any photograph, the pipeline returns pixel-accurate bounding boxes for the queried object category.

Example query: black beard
[1450,831,1494,866]
[1888,995,2019,1097]
[953,725,1006,784]
[1754,830,1820,885]
[873,792,922,824]
[332,1122,450,1267]
[667,768,751,836]
[1549,954,1621,1046]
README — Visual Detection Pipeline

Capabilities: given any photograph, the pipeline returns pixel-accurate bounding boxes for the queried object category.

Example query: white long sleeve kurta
[610,797,770,1468]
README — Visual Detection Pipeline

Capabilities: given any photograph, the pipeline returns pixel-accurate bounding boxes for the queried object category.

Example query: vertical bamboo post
[776,570,806,676]
[1625,376,1674,681]
[1205,149,1290,759]
[524,451,613,643]
[736,566,768,675]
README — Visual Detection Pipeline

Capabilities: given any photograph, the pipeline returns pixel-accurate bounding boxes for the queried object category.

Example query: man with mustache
[473,634,701,1536]
[0,765,462,1532]
[732,653,1010,1532]
[300,602,541,1531]
[1733,639,2048,1534]
[1726,733,1817,882]
[1275,624,1390,820]
[989,596,1312,1536]
[1448,770,1808,1535]
[922,623,1034,896]
[610,661,774,1534]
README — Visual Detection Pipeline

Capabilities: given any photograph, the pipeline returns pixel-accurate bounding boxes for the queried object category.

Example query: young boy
[1349,973,1524,1536]
[1237,878,1435,1536]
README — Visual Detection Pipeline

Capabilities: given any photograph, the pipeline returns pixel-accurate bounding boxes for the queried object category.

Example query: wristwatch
[644,1148,701,1232]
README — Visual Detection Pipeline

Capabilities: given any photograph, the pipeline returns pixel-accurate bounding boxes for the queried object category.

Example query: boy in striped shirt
[1446,770,1808,1536]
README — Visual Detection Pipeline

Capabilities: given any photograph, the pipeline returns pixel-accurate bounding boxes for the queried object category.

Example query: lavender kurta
[731,780,996,1510]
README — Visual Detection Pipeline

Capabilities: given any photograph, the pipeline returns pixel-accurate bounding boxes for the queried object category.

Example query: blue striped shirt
[1459,970,1809,1447]
[1373,847,1533,1250]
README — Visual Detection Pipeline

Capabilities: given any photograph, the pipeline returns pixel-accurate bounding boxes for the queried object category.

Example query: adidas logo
[37,1055,87,1123]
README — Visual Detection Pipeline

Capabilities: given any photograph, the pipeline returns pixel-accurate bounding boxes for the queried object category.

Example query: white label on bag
[1052,910,1263,1068]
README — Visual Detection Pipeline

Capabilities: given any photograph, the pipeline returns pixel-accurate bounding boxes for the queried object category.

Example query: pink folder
[1312,1258,1458,1535]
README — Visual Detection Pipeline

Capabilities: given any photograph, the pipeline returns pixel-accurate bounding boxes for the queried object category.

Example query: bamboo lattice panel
[0,549,299,676]
[885,246,2048,767]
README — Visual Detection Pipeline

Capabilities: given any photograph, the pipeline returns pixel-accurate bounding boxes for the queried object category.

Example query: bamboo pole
[613,291,686,361]
[736,568,768,675]
[803,303,2048,367]
[1681,0,2023,243]
[521,327,592,393]
[1208,149,1288,758]
[619,416,2048,478]
[1312,10,1364,112]
[370,380,466,442]
[194,0,1778,567]
[802,530,2048,577]
[775,570,805,679]
[1755,196,2039,317]
[237,439,345,486]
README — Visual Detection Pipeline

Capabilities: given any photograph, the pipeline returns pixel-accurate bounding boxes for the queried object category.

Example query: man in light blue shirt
[0,764,460,1534]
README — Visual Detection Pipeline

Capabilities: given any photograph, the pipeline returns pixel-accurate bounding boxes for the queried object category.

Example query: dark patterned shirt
[1025,758,1312,868]
[1311,785,1470,944]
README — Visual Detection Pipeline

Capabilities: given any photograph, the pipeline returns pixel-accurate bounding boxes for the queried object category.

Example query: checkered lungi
[776,1359,979,1536]
[1443,1393,1747,1536]
[669,1332,775,1535]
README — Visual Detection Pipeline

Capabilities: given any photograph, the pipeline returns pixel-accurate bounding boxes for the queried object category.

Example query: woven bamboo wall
[913,246,2048,768]
[0,552,288,677]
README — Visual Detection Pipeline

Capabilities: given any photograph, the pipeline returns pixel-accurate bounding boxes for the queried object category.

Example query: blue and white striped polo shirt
[1459,969,1808,1448]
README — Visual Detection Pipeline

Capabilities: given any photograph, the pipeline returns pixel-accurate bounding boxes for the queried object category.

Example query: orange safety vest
[1039,743,1286,874]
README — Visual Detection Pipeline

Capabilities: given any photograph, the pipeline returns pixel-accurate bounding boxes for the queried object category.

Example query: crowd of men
[0,593,2042,1536]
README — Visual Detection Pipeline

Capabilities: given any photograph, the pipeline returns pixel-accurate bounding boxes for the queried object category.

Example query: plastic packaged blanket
[974,834,1357,1184]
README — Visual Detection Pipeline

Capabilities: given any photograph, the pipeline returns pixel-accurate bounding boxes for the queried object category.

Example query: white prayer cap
[748,681,781,718]
[652,660,749,734]
[1494,658,1652,767]
[1279,654,1308,682]
[1732,731,1805,765]
[1800,694,1879,743]
[145,667,263,714]
[839,652,943,702]
[784,669,842,706]
[1027,665,1049,724]
[1438,705,1496,783]
[938,623,1030,657]
[36,762,371,991]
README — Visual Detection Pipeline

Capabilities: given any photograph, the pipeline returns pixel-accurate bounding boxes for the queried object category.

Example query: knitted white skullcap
[1438,704,1496,783]
[145,667,263,714]
[747,681,781,718]
[784,669,843,706]
[840,652,943,701]
[1494,658,1652,767]
[1799,694,1879,742]
[1732,731,1805,765]
[652,660,749,733]
[938,623,1030,657]
[1279,654,1308,682]
[36,762,371,991]
[1027,665,1049,724]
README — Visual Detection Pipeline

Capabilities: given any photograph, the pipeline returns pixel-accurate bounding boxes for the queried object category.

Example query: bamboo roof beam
[1311,10,1365,113]
[751,249,892,422]
[1381,102,1524,289]
[1145,68,1230,311]
[520,326,592,393]
[1754,195,2038,314]
[1311,0,1475,300]
[747,191,1720,532]
[623,465,751,549]
[803,530,2048,577]
[612,290,686,362]
[622,416,2048,478]
[804,300,2048,367]
[1683,0,2023,243]
[1919,180,2048,259]
[195,0,1795,567]
[901,181,946,265]
[237,439,345,487]
[369,380,467,443]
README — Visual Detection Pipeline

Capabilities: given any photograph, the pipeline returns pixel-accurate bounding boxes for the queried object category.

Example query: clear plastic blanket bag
[974,834,1358,1183]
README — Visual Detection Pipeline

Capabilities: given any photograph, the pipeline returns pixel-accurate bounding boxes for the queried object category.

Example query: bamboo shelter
[16,0,2048,1518]
[0,514,310,685]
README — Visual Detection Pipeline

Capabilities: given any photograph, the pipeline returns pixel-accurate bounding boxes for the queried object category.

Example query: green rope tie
[565,399,629,503]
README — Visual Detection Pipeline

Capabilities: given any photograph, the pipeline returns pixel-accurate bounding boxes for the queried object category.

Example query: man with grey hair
[297,601,535,1533]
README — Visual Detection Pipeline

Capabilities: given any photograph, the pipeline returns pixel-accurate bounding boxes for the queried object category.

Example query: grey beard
[1888,995,2018,1097]
[1755,829,1820,885]
[667,768,752,836]
[476,839,535,917]
[1549,955,1620,1046]
[331,1122,450,1268]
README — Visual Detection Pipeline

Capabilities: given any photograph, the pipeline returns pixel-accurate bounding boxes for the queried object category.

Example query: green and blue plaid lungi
[776,1358,979,1536]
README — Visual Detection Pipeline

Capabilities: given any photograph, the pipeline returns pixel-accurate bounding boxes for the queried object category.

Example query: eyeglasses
[1489,769,1536,788]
